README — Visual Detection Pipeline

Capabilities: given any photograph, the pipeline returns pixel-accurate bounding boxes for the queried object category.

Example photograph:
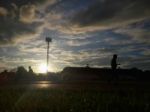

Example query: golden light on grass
[37,81,51,88]
[38,83,49,88]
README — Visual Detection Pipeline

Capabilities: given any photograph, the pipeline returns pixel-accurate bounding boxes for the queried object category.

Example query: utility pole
[45,37,52,74]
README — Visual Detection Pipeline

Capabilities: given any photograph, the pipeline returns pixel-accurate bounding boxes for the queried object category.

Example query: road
[0,81,150,91]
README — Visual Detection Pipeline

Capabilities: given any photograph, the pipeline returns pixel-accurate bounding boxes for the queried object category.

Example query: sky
[0,0,150,73]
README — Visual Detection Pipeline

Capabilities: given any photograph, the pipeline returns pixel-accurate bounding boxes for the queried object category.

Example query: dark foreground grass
[0,87,150,112]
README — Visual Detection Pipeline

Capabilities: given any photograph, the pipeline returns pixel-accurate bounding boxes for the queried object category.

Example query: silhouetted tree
[0,70,8,75]
[28,66,34,74]
[15,66,28,81]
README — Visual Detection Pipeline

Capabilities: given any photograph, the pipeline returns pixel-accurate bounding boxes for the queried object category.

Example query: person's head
[113,54,117,59]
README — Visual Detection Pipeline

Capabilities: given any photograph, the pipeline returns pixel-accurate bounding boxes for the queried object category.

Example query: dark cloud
[114,19,150,44]
[45,0,92,12]
[0,0,47,9]
[0,0,46,44]
[121,56,150,70]
[70,0,150,26]
[0,18,43,44]
[127,19,150,30]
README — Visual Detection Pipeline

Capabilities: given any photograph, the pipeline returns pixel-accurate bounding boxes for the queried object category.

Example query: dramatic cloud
[41,0,150,35]
[114,19,150,44]
[0,7,8,16]
[0,0,149,72]
[70,0,150,27]
[0,1,45,45]
[19,4,37,23]
[0,18,43,44]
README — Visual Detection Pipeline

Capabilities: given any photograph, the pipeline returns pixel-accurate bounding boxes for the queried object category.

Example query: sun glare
[37,63,59,73]
[38,64,48,73]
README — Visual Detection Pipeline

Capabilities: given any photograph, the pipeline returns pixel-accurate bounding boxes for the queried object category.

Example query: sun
[38,64,48,73]
[37,63,59,73]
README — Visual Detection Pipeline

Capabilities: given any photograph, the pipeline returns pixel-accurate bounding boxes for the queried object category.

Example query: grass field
[0,86,150,112]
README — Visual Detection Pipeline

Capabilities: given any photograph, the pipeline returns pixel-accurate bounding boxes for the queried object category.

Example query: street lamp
[45,37,52,74]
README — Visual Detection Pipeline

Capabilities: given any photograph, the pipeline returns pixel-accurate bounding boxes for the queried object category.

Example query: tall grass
[0,88,150,112]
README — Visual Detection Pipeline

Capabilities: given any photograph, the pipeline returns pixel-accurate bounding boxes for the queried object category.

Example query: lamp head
[46,37,52,42]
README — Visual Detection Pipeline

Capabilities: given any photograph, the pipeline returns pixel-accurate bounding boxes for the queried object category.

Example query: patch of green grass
[0,88,150,112]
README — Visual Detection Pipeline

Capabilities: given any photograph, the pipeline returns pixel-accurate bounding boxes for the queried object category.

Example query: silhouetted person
[110,54,119,83]
[86,64,90,68]
[28,66,34,74]
[111,54,118,70]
